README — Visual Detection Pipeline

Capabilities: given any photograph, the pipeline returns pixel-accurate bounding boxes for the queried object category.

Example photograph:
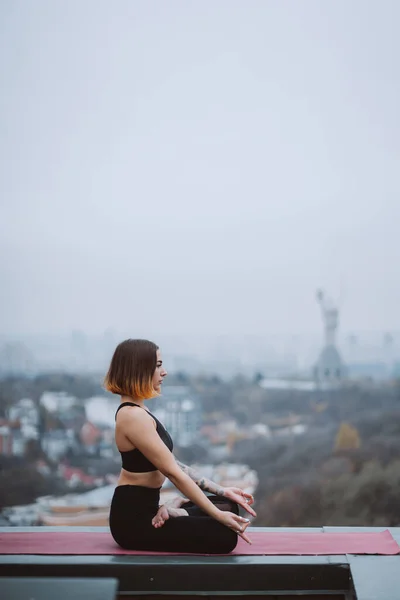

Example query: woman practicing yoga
[107,339,256,553]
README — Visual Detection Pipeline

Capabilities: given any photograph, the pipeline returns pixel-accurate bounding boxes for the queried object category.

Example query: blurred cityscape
[1,290,399,528]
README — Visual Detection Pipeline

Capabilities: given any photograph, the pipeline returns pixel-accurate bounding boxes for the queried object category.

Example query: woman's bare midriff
[117,468,166,488]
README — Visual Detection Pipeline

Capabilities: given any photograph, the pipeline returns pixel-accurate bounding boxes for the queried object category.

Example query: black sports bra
[115,402,173,473]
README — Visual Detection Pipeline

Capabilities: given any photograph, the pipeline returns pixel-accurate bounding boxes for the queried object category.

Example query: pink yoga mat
[0,530,398,556]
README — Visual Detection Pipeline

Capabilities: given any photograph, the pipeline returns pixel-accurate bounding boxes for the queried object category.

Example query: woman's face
[152,349,167,393]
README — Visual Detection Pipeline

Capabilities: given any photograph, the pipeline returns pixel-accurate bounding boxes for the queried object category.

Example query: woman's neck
[120,395,145,408]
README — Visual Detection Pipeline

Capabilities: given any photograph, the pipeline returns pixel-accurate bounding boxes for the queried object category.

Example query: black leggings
[109,485,239,553]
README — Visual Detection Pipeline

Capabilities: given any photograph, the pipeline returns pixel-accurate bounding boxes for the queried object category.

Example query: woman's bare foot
[152,501,189,528]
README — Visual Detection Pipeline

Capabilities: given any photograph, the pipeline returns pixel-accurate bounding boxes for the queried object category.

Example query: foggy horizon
[1,1,399,340]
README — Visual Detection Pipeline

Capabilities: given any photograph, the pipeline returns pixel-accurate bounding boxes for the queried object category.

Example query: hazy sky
[1,0,399,339]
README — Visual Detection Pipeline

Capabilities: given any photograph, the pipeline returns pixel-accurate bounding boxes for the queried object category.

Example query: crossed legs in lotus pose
[152,495,239,527]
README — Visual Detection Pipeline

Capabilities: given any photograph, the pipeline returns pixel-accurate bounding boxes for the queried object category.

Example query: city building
[41,430,75,460]
[150,386,202,447]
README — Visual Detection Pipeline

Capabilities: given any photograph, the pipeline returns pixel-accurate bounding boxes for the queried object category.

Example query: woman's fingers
[240,491,255,509]
[231,516,251,544]
[234,516,252,544]
[235,497,257,517]
[226,489,257,517]
[241,502,257,518]
[232,488,254,503]
[219,511,252,544]
[239,530,252,544]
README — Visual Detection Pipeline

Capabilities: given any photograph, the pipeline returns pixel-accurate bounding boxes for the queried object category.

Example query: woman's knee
[214,530,238,553]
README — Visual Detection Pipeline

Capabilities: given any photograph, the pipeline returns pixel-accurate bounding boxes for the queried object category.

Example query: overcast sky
[1,0,399,340]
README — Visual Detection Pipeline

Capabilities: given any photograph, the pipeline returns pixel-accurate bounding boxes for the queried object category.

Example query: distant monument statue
[314,289,346,385]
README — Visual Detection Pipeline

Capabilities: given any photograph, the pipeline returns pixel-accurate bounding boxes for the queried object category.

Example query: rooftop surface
[0,526,399,599]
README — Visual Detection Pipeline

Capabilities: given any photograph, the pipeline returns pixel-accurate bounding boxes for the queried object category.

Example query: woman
[106,338,256,553]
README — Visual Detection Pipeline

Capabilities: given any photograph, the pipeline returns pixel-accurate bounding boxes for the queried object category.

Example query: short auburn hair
[104,339,159,400]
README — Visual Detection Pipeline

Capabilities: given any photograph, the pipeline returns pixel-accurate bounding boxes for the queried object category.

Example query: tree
[334,422,361,452]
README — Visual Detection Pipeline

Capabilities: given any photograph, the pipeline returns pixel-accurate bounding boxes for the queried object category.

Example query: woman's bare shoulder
[117,405,155,427]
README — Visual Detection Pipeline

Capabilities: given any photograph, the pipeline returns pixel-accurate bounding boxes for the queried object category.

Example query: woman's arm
[120,409,252,542]
[175,460,225,496]
[176,460,256,517]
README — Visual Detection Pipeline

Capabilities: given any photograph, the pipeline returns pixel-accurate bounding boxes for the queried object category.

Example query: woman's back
[115,402,167,489]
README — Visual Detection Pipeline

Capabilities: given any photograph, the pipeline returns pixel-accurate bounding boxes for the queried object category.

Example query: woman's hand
[216,510,252,544]
[222,487,257,518]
